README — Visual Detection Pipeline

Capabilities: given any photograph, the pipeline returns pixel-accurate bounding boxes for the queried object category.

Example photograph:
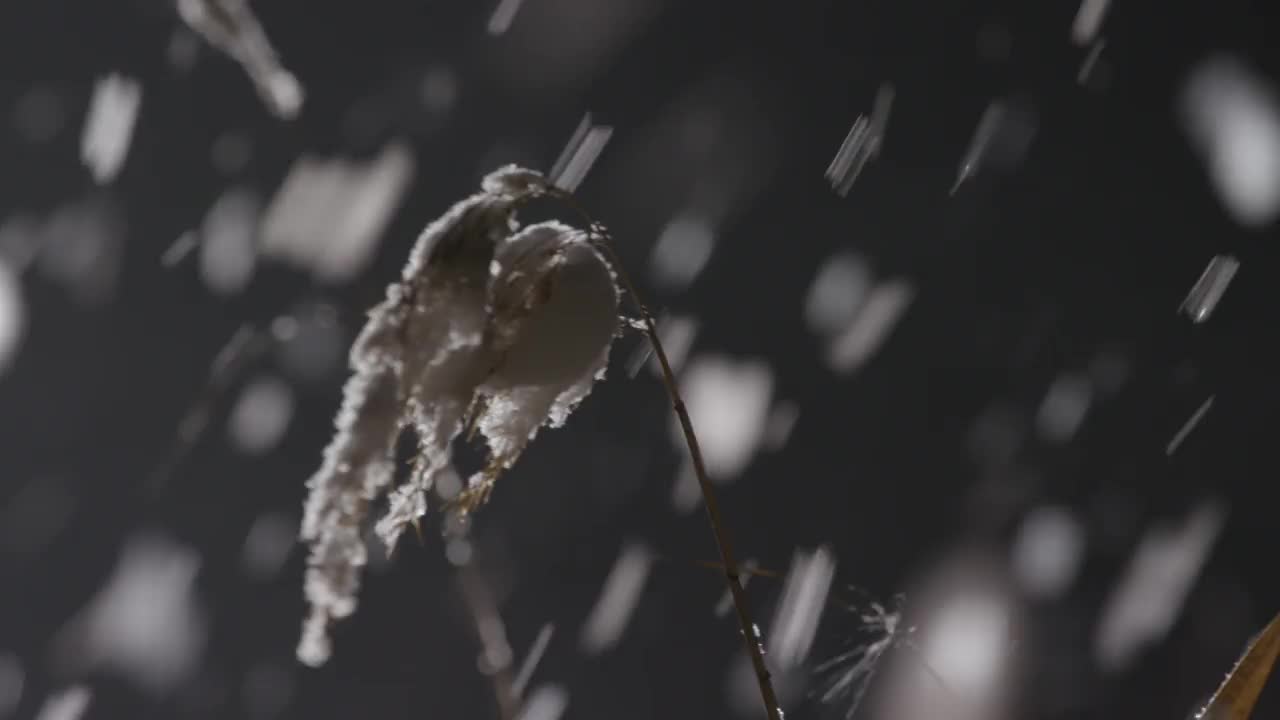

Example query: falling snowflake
[815,592,911,719]
[177,0,304,119]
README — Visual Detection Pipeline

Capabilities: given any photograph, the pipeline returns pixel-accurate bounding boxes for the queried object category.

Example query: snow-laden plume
[297,166,619,666]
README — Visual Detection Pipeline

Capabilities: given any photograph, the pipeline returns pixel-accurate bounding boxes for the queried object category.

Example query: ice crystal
[297,166,619,666]
[816,594,907,719]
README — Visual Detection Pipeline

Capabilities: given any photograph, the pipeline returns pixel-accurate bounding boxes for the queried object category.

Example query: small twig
[542,186,783,720]
[692,559,786,582]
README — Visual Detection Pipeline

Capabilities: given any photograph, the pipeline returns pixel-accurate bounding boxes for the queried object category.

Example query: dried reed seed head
[481,164,550,197]
[486,221,620,389]
[297,166,620,667]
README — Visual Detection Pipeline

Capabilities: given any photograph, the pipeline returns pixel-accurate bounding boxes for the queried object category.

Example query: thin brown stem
[540,187,782,719]
[614,252,783,719]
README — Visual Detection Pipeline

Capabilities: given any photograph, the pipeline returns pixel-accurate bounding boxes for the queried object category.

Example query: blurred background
[2,0,1280,718]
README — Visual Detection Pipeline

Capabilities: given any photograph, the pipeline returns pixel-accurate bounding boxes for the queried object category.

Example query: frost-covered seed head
[481,164,550,197]
[486,222,619,389]
[297,167,620,667]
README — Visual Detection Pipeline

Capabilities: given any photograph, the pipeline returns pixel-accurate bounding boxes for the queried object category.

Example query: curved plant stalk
[543,187,784,720]
[1196,608,1280,720]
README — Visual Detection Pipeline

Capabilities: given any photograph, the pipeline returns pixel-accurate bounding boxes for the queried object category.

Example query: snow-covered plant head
[297,165,620,666]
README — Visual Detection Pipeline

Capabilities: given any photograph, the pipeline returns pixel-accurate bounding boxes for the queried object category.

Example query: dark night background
[2,0,1280,718]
